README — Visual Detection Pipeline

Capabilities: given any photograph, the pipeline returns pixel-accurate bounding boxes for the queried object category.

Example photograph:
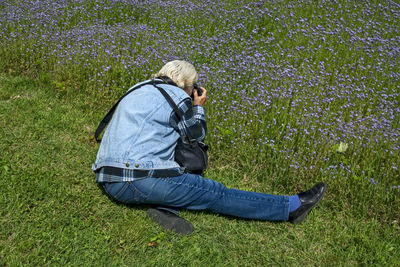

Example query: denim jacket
[92,79,205,172]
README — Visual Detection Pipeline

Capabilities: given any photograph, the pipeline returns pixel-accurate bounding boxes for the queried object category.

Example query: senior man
[93,60,326,234]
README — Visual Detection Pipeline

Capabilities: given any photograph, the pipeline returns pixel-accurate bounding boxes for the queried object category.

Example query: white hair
[153,60,199,89]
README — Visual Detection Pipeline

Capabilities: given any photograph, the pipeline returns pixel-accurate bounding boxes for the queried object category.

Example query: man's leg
[133,173,290,221]
[103,175,325,225]
[135,174,325,222]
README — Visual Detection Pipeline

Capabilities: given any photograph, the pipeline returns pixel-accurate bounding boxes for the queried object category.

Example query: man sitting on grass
[93,60,326,234]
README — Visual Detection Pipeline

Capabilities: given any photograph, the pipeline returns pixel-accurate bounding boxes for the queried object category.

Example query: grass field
[1,0,400,265]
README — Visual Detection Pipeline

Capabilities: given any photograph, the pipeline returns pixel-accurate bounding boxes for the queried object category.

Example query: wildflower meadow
[1,0,399,265]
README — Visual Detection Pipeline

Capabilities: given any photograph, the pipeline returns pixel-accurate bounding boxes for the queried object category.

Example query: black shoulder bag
[94,79,208,174]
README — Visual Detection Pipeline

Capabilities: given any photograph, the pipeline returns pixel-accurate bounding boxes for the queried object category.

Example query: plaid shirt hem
[96,166,185,182]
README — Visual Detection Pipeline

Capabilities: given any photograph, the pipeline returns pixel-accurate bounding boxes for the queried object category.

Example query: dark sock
[288,195,301,212]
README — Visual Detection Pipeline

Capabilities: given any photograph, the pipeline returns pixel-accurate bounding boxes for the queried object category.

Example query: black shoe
[147,208,194,235]
[289,182,326,224]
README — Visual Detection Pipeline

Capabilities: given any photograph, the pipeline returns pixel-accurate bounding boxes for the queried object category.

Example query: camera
[191,83,202,99]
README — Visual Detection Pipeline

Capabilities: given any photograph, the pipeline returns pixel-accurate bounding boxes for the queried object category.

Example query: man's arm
[169,98,207,141]
[170,87,208,141]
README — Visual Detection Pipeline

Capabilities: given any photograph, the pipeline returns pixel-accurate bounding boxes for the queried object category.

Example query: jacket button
[135,164,139,168]
[125,163,130,167]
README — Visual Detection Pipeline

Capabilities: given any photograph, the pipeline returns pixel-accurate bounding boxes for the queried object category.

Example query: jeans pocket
[102,182,130,202]
[102,180,150,204]
[126,181,149,204]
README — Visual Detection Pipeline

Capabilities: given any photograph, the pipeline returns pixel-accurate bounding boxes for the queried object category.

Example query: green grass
[1,0,400,265]
[1,74,399,266]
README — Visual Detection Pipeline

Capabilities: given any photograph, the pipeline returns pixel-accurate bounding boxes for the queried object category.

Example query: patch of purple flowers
[0,0,399,189]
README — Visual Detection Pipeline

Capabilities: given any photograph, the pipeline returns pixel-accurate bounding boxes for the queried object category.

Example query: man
[93,60,326,234]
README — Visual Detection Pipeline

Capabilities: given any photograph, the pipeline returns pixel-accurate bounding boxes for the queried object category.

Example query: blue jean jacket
[92,80,194,172]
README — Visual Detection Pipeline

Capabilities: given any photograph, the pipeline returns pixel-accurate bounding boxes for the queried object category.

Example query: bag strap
[152,83,184,121]
[151,82,193,140]
[95,80,165,143]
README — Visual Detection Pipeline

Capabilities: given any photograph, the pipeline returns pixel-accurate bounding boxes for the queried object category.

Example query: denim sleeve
[169,98,207,141]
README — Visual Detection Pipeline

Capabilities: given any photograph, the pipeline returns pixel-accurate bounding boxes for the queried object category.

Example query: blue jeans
[101,173,289,221]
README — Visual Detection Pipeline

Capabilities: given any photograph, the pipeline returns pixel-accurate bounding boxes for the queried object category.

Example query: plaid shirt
[95,166,185,182]
[96,98,206,182]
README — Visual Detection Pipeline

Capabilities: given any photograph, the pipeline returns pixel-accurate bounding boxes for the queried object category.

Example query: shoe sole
[291,185,326,224]
[147,208,194,235]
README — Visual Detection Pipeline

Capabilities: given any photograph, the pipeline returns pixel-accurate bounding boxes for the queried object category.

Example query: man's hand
[193,87,207,106]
